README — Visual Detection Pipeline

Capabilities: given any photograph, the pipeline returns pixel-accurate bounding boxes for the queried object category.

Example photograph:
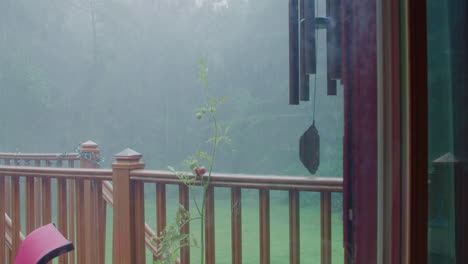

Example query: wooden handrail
[0,153,79,160]
[131,170,342,192]
[0,166,112,180]
[132,169,342,186]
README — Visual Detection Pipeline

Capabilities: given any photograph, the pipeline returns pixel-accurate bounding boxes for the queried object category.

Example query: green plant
[153,59,231,264]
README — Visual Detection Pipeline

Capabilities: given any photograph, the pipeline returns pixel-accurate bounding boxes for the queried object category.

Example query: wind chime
[289,0,342,174]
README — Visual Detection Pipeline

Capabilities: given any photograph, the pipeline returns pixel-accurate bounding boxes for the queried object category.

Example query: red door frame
[342,0,429,262]
[342,0,378,263]
[406,0,428,262]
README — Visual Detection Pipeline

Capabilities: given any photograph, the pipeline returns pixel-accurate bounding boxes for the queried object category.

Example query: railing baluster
[205,186,215,264]
[34,160,41,228]
[96,180,106,264]
[57,177,68,264]
[68,160,76,264]
[0,174,5,263]
[231,187,242,264]
[320,192,332,264]
[42,177,52,224]
[156,183,166,261]
[259,189,270,264]
[75,179,85,264]
[25,176,35,234]
[132,181,146,264]
[289,190,300,264]
[179,184,190,264]
[69,180,76,264]
[42,161,52,224]
[11,176,21,259]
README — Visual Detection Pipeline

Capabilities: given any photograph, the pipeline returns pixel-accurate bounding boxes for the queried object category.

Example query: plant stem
[200,111,219,264]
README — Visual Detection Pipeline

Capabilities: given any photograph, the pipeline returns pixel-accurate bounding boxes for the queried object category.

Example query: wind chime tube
[300,0,310,101]
[326,0,342,95]
[304,0,316,74]
[289,0,300,105]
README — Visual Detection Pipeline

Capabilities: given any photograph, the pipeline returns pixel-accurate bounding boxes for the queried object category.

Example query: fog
[0,0,343,176]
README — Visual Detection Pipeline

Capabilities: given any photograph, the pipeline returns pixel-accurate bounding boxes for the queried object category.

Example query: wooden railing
[0,141,343,264]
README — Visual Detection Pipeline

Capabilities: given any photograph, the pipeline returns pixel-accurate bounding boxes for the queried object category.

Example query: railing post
[112,148,145,264]
[78,140,101,264]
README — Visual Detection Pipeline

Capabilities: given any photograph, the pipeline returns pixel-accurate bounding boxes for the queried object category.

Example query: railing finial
[79,140,100,169]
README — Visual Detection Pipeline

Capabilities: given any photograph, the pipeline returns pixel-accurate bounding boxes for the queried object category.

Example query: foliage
[153,59,231,264]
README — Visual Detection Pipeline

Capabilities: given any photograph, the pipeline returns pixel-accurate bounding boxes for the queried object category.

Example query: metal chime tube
[304,0,316,74]
[289,0,300,105]
[326,0,342,95]
[299,0,310,101]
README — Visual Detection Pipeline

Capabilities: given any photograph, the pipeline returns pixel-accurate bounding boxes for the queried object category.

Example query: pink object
[14,223,74,264]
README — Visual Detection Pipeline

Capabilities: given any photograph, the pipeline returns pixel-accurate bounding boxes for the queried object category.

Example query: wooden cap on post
[112,148,145,169]
[80,140,100,169]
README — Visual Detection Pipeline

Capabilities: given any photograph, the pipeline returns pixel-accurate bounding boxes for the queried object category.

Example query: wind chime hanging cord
[299,0,320,175]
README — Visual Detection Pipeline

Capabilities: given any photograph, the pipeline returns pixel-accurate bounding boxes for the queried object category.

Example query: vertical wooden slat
[259,189,270,264]
[75,179,85,264]
[179,184,190,264]
[320,192,332,264]
[0,175,5,264]
[7,248,11,264]
[156,183,166,261]
[42,177,52,224]
[87,181,98,263]
[34,160,42,228]
[88,179,106,264]
[95,180,106,264]
[83,180,92,264]
[42,160,52,225]
[68,160,76,264]
[205,186,215,264]
[132,181,145,264]
[57,178,68,264]
[5,176,11,221]
[25,176,35,234]
[11,176,21,259]
[231,187,242,264]
[289,190,300,264]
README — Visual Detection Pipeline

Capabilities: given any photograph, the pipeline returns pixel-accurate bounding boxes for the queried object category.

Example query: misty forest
[0,0,344,263]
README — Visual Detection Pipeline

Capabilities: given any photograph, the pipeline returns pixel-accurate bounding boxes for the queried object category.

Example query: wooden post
[11,176,21,259]
[112,148,145,264]
[259,189,270,264]
[205,186,215,264]
[0,175,4,264]
[231,187,242,264]
[79,140,101,264]
[155,183,166,262]
[179,184,190,264]
[321,192,332,264]
[289,190,300,264]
